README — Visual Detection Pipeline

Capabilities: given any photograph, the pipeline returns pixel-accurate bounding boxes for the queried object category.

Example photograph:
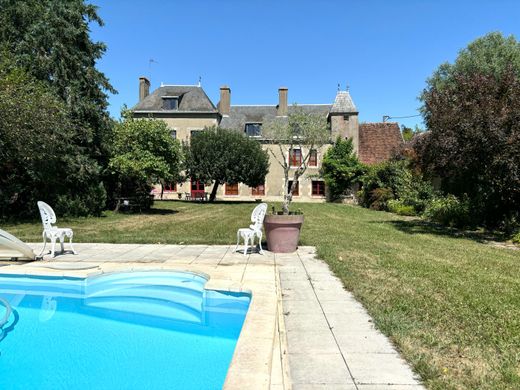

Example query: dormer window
[245,123,262,137]
[162,96,179,110]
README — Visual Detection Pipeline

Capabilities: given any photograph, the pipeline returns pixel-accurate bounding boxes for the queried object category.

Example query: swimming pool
[0,271,251,390]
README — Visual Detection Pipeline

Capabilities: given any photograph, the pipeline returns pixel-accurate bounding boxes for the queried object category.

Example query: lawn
[3,200,520,389]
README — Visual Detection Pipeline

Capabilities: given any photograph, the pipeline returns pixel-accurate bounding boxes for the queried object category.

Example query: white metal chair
[37,201,77,258]
[235,203,267,256]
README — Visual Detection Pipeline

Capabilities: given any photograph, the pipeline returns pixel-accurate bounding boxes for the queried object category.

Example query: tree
[418,32,520,228]
[401,125,424,142]
[0,0,116,212]
[263,107,330,214]
[183,127,269,202]
[0,60,105,218]
[321,137,365,201]
[109,113,182,210]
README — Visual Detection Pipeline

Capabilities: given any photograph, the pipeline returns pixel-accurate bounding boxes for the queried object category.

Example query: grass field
[3,200,520,389]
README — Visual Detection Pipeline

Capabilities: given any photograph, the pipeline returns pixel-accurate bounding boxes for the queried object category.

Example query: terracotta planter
[264,214,304,253]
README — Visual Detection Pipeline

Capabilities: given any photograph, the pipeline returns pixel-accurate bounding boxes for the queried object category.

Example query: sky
[90,0,520,129]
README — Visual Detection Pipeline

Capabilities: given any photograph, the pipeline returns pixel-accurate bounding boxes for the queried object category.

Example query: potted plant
[262,106,330,252]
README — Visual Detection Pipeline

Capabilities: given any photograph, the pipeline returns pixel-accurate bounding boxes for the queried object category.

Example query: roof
[359,122,404,164]
[132,85,218,113]
[329,90,357,114]
[220,104,332,130]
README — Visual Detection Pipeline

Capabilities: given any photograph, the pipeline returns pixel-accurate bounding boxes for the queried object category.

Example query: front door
[191,179,205,199]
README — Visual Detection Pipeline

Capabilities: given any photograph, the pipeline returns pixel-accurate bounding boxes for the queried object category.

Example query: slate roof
[329,90,357,114]
[359,122,404,164]
[132,85,218,113]
[220,104,331,130]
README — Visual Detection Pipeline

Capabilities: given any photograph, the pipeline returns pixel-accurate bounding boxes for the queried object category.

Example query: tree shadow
[123,208,179,216]
[376,219,509,244]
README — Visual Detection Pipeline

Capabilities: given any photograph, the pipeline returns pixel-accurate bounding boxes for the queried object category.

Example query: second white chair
[37,201,77,258]
[235,203,268,256]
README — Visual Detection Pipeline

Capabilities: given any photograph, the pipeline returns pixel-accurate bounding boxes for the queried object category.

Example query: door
[191,178,205,199]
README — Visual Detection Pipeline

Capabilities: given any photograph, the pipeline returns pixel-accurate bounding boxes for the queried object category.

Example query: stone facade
[132,78,403,202]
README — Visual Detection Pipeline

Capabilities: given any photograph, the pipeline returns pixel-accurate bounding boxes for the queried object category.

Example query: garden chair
[37,201,77,258]
[234,203,267,256]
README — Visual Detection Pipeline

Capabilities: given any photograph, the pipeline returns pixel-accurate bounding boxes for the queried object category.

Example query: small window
[288,180,299,196]
[162,97,179,110]
[309,149,318,167]
[170,129,177,139]
[251,184,265,196]
[312,181,325,196]
[245,123,262,137]
[289,149,302,167]
[225,183,239,196]
[164,183,176,192]
[190,130,203,138]
[343,114,349,121]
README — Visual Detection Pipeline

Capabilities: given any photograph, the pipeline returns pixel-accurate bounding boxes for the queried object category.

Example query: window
[164,183,176,192]
[162,97,179,110]
[288,180,299,196]
[309,149,318,167]
[289,148,302,167]
[245,123,262,137]
[170,129,177,139]
[343,114,349,121]
[251,184,265,196]
[225,183,239,195]
[312,181,325,196]
[190,130,203,138]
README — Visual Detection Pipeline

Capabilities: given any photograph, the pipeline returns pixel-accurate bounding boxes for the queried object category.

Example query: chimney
[219,85,231,116]
[139,76,150,101]
[277,87,288,116]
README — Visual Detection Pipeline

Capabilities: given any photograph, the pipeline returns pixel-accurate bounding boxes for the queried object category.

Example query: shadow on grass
[120,208,179,216]
[377,219,508,244]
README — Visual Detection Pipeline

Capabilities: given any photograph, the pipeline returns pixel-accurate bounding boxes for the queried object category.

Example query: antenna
[198,76,202,87]
[337,83,340,91]
[148,58,159,82]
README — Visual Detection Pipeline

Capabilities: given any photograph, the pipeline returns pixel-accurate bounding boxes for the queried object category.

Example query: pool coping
[0,254,283,389]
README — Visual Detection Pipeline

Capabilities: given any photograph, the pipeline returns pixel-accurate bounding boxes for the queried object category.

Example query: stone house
[132,77,403,202]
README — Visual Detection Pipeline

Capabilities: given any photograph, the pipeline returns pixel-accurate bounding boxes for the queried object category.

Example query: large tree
[109,113,182,210]
[183,127,269,202]
[418,32,520,227]
[0,60,106,218]
[0,0,115,215]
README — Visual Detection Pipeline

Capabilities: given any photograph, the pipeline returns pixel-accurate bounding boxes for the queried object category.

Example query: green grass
[3,201,520,389]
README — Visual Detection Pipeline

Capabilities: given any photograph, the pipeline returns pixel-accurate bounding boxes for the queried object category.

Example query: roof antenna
[198,76,202,87]
[337,83,340,92]
[148,58,158,83]
[346,83,350,92]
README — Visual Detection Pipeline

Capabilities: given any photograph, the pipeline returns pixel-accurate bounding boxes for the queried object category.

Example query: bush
[358,160,435,213]
[423,195,472,228]
[512,232,520,245]
[387,199,417,216]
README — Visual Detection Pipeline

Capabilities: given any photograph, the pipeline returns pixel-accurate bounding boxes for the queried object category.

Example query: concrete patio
[0,244,423,389]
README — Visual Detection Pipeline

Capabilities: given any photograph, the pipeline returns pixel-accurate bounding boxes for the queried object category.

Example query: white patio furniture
[234,203,267,256]
[0,228,37,261]
[37,201,77,258]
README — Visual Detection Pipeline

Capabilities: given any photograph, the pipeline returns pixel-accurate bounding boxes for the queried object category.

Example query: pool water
[0,271,250,390]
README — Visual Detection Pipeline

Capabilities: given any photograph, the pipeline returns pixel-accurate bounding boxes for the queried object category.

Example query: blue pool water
[0,271,250,390]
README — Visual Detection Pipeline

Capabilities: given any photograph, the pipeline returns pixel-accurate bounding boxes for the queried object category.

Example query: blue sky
[90,0,520,129]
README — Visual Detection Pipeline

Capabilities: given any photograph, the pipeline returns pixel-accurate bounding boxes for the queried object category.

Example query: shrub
[387,199,417,216]
[423,195,472,228]
[512,232,520,245]
[358,160,435,213]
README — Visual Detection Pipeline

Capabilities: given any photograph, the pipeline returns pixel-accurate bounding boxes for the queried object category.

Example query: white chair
[37,201,77,258]
[235,203,267,256]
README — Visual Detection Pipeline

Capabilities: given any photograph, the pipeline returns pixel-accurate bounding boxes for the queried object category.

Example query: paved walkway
[4,243,423,389]
[278,248,424,389]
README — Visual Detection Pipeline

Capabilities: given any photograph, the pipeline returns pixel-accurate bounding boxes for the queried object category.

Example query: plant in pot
[262,106,330,252]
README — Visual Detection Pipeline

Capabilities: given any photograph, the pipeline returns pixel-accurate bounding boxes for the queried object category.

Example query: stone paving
[3,243,424,389]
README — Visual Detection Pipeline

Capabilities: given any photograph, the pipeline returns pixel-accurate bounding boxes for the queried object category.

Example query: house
[132,77,403,201]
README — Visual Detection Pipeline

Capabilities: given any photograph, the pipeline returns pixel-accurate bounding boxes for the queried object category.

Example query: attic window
[162,96,179,110]
[343,115,349,121]
[245,123,262,137]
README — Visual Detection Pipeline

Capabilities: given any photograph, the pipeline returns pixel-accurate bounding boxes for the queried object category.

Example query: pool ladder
[0,297,12,328]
